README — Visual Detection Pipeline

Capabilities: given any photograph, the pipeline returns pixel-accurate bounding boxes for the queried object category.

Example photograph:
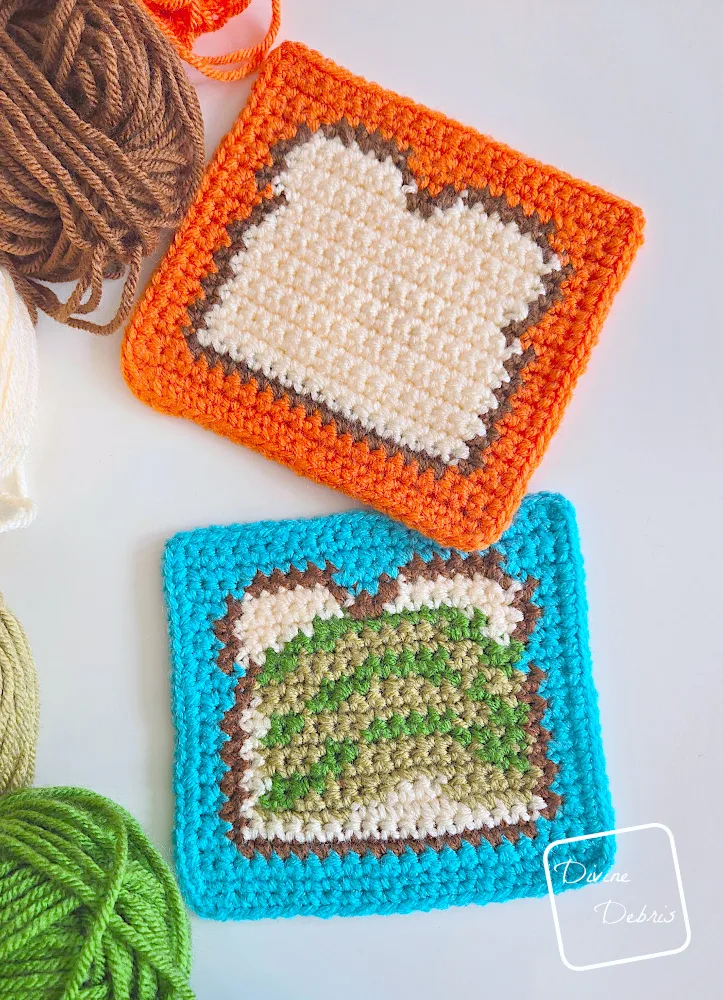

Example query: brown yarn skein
[0,0,205,334]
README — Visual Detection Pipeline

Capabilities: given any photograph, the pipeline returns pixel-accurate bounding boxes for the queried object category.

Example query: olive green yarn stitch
[251,605,536,823]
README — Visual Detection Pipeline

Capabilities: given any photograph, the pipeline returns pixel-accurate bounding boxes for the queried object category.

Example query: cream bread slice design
[194,127,563,466]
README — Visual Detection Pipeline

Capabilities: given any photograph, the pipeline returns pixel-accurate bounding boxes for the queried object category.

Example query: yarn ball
[0,267,38,532]
[0,596,39,792]
[0,0,205,335]
[140,0,281,81]
[0,787,195,999]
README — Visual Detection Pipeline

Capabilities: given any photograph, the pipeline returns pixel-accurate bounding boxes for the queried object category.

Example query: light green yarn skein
[0,595,39,792]
[0,787,195,1000]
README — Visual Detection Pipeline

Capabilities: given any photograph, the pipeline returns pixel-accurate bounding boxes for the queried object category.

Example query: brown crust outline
[216,551,561,859]
[183,119,572,479]
[213,561,348,675]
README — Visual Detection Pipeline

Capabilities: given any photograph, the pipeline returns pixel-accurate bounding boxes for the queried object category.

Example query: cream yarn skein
[0,267,38,532]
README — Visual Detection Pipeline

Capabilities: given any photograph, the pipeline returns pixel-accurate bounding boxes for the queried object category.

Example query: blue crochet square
[163,493,613,919]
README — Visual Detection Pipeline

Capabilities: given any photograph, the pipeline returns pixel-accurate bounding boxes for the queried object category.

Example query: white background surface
[1,1,721,996]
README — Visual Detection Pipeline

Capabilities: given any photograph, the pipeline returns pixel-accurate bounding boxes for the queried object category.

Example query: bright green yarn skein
[0,787,194,1000]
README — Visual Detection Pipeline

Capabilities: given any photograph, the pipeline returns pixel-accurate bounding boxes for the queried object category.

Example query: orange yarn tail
[139,0,280,80]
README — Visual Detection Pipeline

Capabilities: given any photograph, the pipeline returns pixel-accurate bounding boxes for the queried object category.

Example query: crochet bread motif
[164,494,613,918]
[216,550,558,859]
[123,43,644,551]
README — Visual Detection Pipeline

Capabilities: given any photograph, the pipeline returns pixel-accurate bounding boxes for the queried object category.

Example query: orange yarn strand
[139,0,280,81]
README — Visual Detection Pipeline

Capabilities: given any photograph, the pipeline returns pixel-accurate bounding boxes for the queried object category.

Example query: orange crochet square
[121,41,644,550]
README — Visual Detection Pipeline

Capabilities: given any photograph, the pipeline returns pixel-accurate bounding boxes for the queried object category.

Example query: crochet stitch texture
[163,493,613,919]
[123,42,644,550]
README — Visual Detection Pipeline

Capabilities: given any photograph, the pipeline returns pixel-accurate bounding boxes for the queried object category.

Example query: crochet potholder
[122,42,644,552]
[164,493,613,919]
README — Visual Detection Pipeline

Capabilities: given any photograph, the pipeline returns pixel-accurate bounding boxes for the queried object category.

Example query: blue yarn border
[163,493,614,919]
